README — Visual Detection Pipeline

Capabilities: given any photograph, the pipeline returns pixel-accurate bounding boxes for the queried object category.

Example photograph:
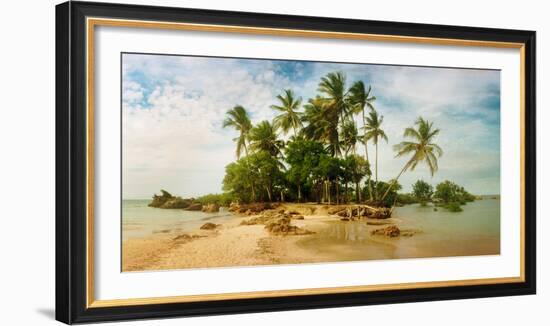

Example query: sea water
[297,198,500,259]
[122,199,233,240]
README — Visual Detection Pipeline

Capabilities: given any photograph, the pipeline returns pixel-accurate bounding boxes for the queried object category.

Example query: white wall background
[0,0,545,325]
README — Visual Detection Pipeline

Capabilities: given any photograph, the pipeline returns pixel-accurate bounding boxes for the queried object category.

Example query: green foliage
[364,180,401,207]
[412,179,434,204]
[285,140,326,201]
[433,180,475,212]
[249,120,284,157]
[396,193,418,205]
[223,152,285,203]
[444,202,463,212]
[434,180,474,203]
[195,193,235,207]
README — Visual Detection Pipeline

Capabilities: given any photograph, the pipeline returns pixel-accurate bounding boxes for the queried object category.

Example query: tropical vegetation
[217,71,474,211]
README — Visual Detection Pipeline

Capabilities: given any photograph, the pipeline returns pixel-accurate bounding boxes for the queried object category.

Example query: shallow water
[297,199,500,260]
[122,200,233,240]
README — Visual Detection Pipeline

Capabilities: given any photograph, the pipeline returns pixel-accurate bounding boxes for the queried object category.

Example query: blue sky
[122,53,500,199]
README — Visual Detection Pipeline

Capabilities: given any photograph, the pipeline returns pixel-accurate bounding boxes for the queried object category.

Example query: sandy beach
[122,201,500,272]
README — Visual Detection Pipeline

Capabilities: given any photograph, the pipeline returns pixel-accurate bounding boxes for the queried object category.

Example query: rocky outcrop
[371,225,401,237]
[240,210,314,236]
[202,203,220,213]
[148,189,196,209]
[200,222,219,230]
[228,202,277,215]
[264,216,314,236]
[185,203,203,211]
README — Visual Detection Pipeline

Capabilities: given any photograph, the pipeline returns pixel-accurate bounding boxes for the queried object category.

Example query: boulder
[202,203,220,213]
[370,225,401,237]
[162,197,193,209]
[200,222,219,230]
[264,216,314,236]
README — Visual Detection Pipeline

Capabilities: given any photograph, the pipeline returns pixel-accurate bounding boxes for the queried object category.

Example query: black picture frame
[56,1,536,324]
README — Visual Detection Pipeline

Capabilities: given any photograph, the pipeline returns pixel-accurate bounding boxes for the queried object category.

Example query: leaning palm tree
[271,89,303,137]
[317,72,350,157]
[380,117,443,201]
[364,110,388,199]
[223,105,255,200]
[348,81,376,200]
[249,120,285,157]
[340,120,359,156]
[222,105,253,159]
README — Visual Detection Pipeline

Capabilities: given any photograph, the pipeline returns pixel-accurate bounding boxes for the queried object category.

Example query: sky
[122,53,500,199]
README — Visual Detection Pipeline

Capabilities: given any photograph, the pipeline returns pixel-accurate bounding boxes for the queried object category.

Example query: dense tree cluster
[220,71,445,208]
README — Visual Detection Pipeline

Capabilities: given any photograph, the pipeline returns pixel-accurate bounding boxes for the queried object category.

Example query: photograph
[121,53,501,272]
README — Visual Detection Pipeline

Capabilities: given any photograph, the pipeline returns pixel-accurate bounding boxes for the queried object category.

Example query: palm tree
[340,120,359,155]
[271,89,303,137]
[223,105,255,200]
[381,117,443,201]
[364,110,388,199]
[348,81,376,200]
[222,105,253,159]
[301,97,341,156]
[249,120,284,157]
[317,72,350,157]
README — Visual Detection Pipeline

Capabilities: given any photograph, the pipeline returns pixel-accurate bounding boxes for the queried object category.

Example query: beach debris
[329,205,392,220]
[202,203,220,213]
[200,222,219,230]
[185,203,203,211]
[370,225,401,237]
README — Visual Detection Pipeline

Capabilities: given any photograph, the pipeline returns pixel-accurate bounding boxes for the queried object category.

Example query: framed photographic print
[56,1,536,324]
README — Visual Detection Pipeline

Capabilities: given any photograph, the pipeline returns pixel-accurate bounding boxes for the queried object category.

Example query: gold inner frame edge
[85,17,527,309]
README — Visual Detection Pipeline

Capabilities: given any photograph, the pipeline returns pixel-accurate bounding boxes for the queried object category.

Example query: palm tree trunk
[362,108,373,201]
[265,186,272,202]
[243,143,256,201]
[298,184,302,202]
[375,141,379,200]
[381,160,411,201]
[355,182,361,203]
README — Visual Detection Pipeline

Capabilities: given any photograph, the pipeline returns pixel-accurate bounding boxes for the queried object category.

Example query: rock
[228,202,241,212]
[232,202,277,215]
[148,189,174,207]
[291,215,304,220]
[370,225,401,237]
[264,216,314,236]
[162,197,193,209]
[148,189,196,209]
[202,203,220,213]
[185,203,203,211]
[340,217,350,221]
[200,222,219,230]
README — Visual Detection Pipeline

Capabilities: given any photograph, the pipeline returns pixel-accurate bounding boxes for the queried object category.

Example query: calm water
[122,200,233,240]
[297,199,500,260]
